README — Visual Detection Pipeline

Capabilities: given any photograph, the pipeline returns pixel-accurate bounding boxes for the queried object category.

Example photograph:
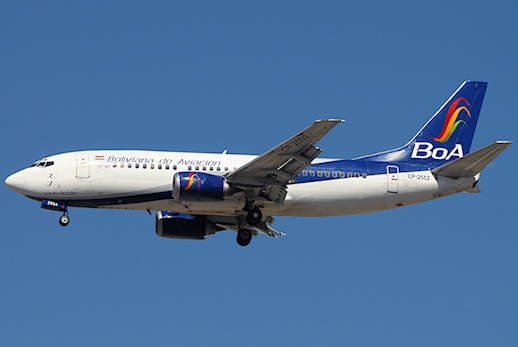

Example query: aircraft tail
[357,81,488,167]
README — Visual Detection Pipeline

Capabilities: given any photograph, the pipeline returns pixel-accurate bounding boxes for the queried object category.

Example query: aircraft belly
[168,197,244,215]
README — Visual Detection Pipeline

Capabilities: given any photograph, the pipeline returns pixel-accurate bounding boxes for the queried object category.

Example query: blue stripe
[29,191,173,208]
[294,159,430,184]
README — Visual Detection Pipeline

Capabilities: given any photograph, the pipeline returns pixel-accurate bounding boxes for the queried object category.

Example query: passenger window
[224,167,229,172]
[173,165,177,170]
[332,171,338,178]
[195,166,199,170]
[166,165,170,170]
[128,163,132,168]
[209,167,214,171]
[216,167,221,171]
[143,164,147,169]
[362,172,367,178]
[135,163,139,169]
[302,170,308,176]
[202,166,207,171]
[354,172,360,178]
[150,164,155,169]
[339,172,345,178]
[188,166,192,170]
[347,172,352,178]
[120,163,125,168]
[317,170,323,177]
[158,164,162,170]
[309,170,315,177]
[113,163,117,168]
[324,171,330,178]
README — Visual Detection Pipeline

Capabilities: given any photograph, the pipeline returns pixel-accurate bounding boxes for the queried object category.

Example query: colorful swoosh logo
[184,172,200,191]
[433,97,471,143]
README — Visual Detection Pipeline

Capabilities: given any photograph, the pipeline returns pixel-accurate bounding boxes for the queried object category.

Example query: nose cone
[5,172,25,195]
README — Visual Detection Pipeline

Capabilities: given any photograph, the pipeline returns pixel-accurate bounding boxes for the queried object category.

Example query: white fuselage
[8,150,476,218]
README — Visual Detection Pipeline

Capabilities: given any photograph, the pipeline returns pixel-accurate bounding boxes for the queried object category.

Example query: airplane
[4,81,512,246]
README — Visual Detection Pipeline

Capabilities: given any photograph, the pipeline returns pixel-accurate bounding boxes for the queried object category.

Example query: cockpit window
[31,159,54,168]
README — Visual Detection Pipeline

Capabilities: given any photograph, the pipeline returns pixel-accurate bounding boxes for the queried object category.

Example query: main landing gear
[236,228,252,247]
[235,200,263,246]
[246,207,262,225]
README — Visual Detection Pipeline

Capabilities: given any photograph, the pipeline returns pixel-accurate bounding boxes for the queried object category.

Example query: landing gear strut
[237,228,252,247]
[59,212,70,227]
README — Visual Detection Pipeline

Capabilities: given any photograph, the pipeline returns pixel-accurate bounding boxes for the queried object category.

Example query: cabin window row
[108,163,232,172]
[301,170,367,178]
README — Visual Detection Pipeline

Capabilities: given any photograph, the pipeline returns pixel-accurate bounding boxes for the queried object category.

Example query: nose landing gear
[59,212,70,227]
[41,200,70,227]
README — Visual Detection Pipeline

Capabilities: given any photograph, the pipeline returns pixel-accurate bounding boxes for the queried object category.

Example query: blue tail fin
[358,81,487,167]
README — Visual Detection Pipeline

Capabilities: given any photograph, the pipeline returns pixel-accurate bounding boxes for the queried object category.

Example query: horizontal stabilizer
[432,141,512,178]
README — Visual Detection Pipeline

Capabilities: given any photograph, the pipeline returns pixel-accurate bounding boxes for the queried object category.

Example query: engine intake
[155,211,219,240]
[172,172,233,202]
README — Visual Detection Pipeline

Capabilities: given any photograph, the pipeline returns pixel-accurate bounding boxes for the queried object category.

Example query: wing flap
[432,141,512,178]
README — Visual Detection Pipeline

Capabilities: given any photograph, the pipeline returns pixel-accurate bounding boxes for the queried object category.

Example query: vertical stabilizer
[357,81,487,167]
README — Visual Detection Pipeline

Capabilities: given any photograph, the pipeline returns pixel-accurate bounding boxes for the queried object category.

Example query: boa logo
[433,97,471,143]
[184,172,200,191]
[411,142,464,160]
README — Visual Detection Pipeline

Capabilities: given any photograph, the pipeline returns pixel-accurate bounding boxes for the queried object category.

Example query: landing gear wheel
[246,207,262,226]
[59,214,70,227]
[237,229,252,247]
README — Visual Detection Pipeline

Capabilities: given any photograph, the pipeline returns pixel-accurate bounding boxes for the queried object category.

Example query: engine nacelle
[155,211,218,240]
[172,172,233,202]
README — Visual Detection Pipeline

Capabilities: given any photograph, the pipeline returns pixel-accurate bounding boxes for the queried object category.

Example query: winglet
[315,119,345,124]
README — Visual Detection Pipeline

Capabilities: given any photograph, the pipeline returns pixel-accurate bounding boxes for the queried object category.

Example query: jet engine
[155,211,220,240]
[172,172,233,202]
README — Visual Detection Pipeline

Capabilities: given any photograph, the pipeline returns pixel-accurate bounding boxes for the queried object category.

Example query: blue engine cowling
[172,172,233,202]
[155,211,219,240]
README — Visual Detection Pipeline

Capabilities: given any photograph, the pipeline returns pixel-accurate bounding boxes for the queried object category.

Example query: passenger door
[76,153,90,179]
[386,165,399,194]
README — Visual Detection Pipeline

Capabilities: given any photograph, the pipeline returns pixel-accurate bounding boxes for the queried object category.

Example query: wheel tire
[59,215,70,227]
[246,207,262,225]
[236,229,252,247]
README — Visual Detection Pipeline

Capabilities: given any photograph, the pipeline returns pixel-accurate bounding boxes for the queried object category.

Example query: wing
[226,119,344,203]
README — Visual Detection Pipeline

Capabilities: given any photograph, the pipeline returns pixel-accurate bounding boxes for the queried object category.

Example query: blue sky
[1,1,517,346]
